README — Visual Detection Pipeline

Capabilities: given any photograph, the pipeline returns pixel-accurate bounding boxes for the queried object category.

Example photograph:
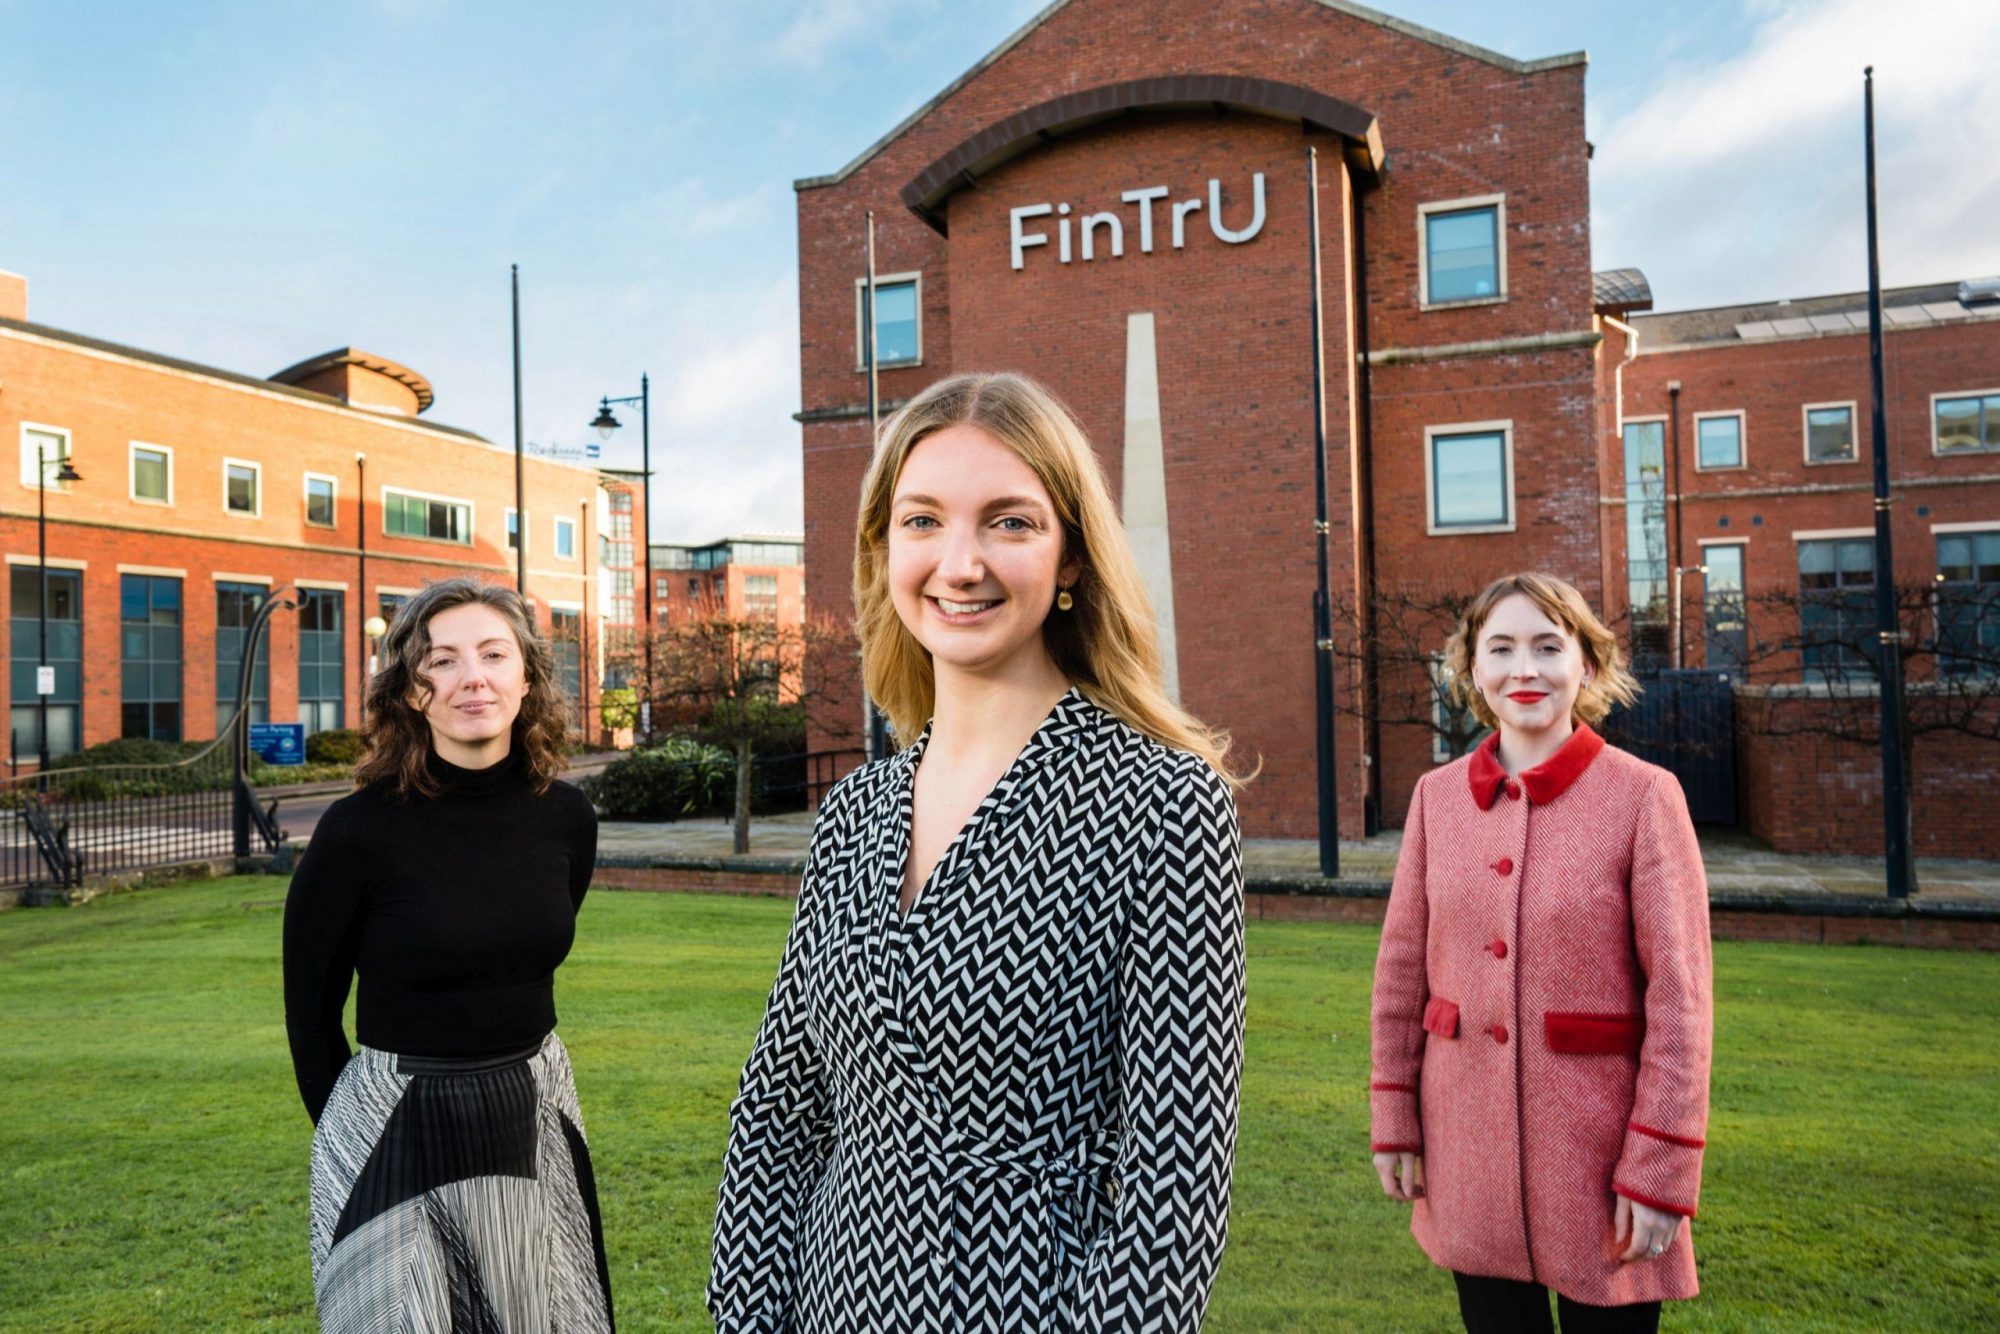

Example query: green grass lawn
[1,880,1995,1332]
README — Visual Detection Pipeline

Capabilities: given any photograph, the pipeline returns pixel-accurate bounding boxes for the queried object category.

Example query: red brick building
[794,0,1999,856]
[0,268,643,763]
[651,534,805,627]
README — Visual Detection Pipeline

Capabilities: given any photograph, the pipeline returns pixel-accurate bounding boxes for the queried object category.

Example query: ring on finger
[1647,1242,1665,1257]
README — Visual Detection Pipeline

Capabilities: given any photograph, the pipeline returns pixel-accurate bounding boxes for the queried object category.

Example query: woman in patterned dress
[708,371,1248,1332]
[284,578,613,1331]
[1369,573,1713,1333]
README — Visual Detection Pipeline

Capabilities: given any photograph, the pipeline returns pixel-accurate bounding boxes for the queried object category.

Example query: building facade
[651,534,806,626]
[0,268,641,764]
[792,0,2000,856]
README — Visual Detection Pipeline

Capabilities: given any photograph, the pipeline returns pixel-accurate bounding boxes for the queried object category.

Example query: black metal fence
[1602,669,1739,826]
[751,749,866,814]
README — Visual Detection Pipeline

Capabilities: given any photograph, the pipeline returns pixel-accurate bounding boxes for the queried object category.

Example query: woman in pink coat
[1370,572,1713,1333]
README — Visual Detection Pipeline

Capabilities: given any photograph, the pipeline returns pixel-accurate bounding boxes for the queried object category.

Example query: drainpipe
[1601,315,1641,626]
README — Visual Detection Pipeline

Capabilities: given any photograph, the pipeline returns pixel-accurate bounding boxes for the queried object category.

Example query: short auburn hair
[1442,572,1641,730]
[354,577,570,798]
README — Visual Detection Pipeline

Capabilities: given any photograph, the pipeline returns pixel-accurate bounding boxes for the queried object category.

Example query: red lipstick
[1507,691,1549,703]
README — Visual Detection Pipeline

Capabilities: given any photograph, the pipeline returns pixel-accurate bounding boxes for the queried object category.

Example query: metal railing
[3,589,294,899]
[750,748,867,813]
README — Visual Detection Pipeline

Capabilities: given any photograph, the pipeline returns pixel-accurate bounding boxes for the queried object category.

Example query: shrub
[48,737,199,770]
[578,736,732,821]
[304,729,364,765]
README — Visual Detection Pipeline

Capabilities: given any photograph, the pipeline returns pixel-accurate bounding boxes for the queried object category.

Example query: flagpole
[512,264,526,595]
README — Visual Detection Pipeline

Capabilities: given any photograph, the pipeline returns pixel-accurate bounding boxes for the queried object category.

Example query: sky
[3,0,1996,544]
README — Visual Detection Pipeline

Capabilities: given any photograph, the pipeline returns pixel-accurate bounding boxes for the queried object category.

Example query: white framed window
[1692,411,1746,471]
[303,472,337,527]
[1803,401,1858,465]
[854,271,922,369]
[1417,195,1506,309]
[223,457,262,516]
[1932,388,2000,455]
[1424,420,1515,535]
[554,515,576,560]
[130,442,174,505]
[19,423,73,493]
[505,507,524,555]
[382,486,473,545]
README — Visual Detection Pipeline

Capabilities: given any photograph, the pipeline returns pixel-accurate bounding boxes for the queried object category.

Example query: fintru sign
[1008,173,1268,270]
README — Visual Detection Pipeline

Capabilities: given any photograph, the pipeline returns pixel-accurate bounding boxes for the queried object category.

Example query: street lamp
[36,442,82,772]
[589,376,652,742]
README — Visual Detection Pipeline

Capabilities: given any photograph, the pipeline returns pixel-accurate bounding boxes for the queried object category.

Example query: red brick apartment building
[793,0,2000,857]
[651,534,805,627]
[0,268,644,762]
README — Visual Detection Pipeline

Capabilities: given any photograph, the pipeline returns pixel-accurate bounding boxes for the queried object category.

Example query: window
[215,582,269,733]
[1701,544,1747,671]
[655,576,672,600]
[120,574,182,741]
[506,508,523,554]
[608,509,632,542]
[298,590,344,735]
[1419,198,1504,306]
[9,567,82,761]
[1804,403,1857,464]
[377,591,407,628]
[745,574,779,619]
[304,473,336,527]
[855,274,921,367]
[1798,537,1877,683]
[1624,419,1670,670]
[383,488,472,544]
[1936,529,2000,676]
[1934,391,2000,454]
[554,516,576,560]
[131,444,173,504]
[1694,413,1744,471]
[1425,422,1513,533]
[1428,654,1485,762]
[19,425,73,492]
[733,541,802,565]
[687,577,699,597]
[224,459,261,515]
[602,538,633,570]
[550,608,582,721]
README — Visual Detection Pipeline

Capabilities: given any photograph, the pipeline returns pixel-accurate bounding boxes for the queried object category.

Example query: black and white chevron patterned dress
[709,689,1246,1332]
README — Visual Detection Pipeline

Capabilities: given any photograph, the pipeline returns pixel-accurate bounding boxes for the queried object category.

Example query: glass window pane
[1936,396,1981,452]
[307,477,335,524]
[1432,431,1507,526]
[1807,407,1854,462]
[227,464,257,511]
[1838,539,1875,581]
[1985,396,2000,450]
[120,576,146,622]
[1697,416,1742,469]
[133,449,169,500]
[872,281,919,363]
[1425,206,1499,302]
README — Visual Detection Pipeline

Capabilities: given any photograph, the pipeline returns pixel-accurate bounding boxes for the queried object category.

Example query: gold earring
[1056,587,1074,611]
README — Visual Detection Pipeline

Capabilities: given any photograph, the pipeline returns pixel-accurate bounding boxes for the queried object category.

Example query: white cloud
[774,0,940,69]
[1592,0,2000,308]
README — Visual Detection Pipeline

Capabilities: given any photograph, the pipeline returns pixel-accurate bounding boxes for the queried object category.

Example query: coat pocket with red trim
[1421,996,1460,1039]
[1545,1012,1644,1056]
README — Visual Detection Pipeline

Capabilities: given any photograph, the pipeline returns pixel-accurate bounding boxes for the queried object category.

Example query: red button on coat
[1489,940,1508,959]
[1505,781,1522,800]
[1493,857,1514,876]
[1490,1024,1509,1044]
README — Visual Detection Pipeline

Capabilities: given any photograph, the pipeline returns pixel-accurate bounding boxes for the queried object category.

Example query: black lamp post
[36,441,83,772]
[590,376,652,741]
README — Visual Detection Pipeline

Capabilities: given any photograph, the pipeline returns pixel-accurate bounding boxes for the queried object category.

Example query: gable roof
[796,0,1584,192]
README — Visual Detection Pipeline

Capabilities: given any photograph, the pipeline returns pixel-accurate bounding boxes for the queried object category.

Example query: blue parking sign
[249,722,307,766]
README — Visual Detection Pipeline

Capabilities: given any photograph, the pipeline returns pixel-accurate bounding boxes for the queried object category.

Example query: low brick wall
[1736,690,2000,860]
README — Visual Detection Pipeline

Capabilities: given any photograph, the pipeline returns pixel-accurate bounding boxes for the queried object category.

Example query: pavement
[593,809,2000,917]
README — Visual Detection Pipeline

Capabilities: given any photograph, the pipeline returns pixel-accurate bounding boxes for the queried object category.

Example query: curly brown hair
[1442,572,1641,730]
[353,577,570,799]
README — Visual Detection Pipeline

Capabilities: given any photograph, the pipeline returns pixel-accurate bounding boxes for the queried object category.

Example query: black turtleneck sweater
[282,747,598,1122]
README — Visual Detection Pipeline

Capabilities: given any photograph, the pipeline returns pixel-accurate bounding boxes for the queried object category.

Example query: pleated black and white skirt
[308,1032,614,1331]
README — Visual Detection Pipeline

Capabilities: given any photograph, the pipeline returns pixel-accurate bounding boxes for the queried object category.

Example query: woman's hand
[1614,1193,1680,1263]
[1372,1151,1423,1202]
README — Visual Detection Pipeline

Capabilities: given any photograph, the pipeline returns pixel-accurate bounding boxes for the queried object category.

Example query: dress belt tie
[940,1130,1120,1326]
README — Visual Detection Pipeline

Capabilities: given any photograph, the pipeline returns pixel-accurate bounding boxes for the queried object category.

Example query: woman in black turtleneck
[283,577,612,1331]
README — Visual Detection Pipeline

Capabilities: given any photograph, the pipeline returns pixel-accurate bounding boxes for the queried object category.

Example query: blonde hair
[1442,572,1641,730]
[854,372,1240,784]
[355,577,571,798]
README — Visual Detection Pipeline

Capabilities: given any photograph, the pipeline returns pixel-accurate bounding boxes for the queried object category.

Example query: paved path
[591,812,2000,912]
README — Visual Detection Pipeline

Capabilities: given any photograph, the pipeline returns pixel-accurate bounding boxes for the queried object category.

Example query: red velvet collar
[1467,723,1606,810]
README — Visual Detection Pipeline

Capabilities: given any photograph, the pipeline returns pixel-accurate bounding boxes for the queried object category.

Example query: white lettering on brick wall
[1009,174,1266,271]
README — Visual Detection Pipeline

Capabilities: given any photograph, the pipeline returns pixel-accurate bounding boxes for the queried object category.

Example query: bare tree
[1326,584,1486,762]
[612,601,858,854]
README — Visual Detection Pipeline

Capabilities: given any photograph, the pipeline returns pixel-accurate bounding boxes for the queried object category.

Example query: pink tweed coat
[1369,724,1713,1306]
